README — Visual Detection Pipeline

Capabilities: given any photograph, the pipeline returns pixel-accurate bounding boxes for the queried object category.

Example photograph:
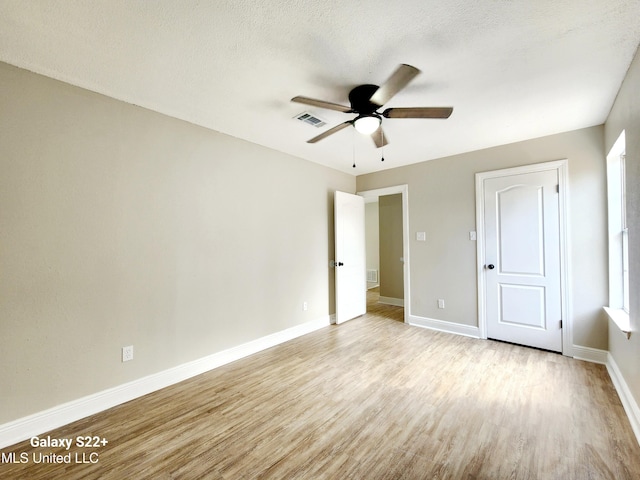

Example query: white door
[334,191,366,324]
[482,169,563,352]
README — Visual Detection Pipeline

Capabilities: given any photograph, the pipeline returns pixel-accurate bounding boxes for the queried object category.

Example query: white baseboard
[408,314,480,338]
[572,344,608,364]
[378,296,404,307]
[0,316,331,449]
[606,353,640,446]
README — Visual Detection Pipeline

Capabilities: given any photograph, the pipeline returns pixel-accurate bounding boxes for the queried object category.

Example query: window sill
[603,306,631,339]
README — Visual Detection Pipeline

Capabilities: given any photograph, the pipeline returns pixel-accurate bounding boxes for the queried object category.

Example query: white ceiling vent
[294,111,327,128]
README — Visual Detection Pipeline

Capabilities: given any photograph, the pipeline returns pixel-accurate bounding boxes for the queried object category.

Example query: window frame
[606,131,629,320]
[621,153,629,313]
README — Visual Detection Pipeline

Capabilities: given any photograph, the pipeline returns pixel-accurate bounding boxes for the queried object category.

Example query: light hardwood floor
[366,286,404,322]
[2,300,639,479]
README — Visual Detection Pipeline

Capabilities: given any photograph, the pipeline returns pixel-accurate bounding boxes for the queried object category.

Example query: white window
[621,153,629,313]
[606,131,630,319]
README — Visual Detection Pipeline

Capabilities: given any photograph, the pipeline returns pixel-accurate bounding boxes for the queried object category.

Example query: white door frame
[475,160,572,356]
[357,184,410,324]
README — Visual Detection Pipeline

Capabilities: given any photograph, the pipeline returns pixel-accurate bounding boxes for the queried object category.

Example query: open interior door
[334,191,366,324]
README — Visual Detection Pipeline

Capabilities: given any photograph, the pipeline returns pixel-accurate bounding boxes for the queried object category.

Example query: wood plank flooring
[366,286,404,322]
[2,301,639,479]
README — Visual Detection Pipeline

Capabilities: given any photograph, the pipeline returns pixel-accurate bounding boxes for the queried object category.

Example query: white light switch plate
[416,232,426,242]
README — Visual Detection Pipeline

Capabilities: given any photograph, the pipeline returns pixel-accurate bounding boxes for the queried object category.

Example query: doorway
[476,161,570,353]
[358,185,409,323]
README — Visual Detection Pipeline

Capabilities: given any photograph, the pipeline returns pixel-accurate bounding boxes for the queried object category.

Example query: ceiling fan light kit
[291,64,454,156]
[353,114,381,135]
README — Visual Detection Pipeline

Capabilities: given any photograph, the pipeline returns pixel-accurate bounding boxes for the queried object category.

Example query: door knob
[487,264,495,270]
[337,262,344,266]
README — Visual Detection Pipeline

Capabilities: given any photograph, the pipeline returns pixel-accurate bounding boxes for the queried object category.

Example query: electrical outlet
[437,299,445,309]
[303,301,308,311]
[122,345,134,362]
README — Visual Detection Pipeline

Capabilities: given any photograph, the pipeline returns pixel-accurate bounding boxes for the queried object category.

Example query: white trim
[357,185,410,324]
[558,161,573,356]
[475,160,572,356]
[0,316,331,449]
[603,306,632,339]
[408,314,481,338]
[606,132,627,312]
[607,353,640,445]
[572,345,608,364]
[378,296,404,307]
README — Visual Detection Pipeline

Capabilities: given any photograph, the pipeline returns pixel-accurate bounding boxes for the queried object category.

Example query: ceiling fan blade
[370,127,389,148]
[307,121,352,143]
[369,64,421,107]
[291,96,352,113]
[382,107,453,119]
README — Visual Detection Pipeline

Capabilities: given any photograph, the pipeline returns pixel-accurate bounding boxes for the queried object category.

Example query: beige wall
[357,126,608,349]
[0,62,354,423]
[379,194,404,300]
[605,45,640,407]
[365,201,380,288]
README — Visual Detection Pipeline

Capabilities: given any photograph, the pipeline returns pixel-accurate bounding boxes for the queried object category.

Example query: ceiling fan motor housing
[348,84,380,114]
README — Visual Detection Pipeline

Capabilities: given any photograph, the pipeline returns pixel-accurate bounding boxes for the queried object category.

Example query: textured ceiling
[1,1,639,175]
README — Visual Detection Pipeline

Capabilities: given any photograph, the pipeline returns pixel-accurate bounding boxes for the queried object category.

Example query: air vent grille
[367,269,378,283]
[294,112,327,128]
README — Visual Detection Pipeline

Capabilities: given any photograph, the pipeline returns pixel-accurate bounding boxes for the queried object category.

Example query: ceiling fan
[291,64,453,148]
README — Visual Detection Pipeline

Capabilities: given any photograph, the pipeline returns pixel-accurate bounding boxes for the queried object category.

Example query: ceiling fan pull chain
[381,129,385,162]
[352,127,356,168]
